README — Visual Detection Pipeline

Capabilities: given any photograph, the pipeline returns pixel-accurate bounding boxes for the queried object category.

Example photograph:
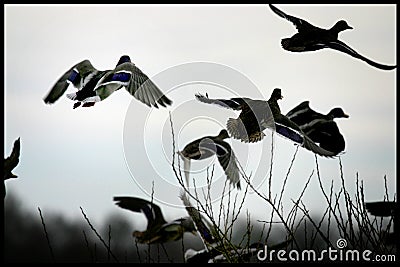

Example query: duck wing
[286,101,327,130]
[269,4,318,32]
[200,139,241,189]
[109,62,172,108]
[113,196,167,231]
[4,137,21,180]
[43,60,97,104]
[180,192,217,245]
[304,121,346,155]
[322,40,396,71]
[195,93,245,111]
[275,123,337,157]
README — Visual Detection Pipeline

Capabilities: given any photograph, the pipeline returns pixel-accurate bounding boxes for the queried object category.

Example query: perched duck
[4,137,21,198]
[196,90,337,157]
[113,196,196,244]
[269,4,396,71]
[195,90,276,143]
[178,129,241,190]
[286,101,349,155]
[43,55,172,109]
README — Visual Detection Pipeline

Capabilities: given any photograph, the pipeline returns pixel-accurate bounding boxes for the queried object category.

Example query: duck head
[333,20,353,32]
[178,217,197,234]
[271,88,283,100]
[329,108,349,119]
[217,129,230,140]
[117,55,132,66]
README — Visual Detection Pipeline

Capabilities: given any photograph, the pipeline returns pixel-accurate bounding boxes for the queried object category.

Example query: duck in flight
[113,196,196,244]
[195,91,276,143]
[269,4,396,71]
[43,55,172,109]
[286,101,349,155]
[4,137,21,198]
[178,129,241,190]
[196,89,337,157]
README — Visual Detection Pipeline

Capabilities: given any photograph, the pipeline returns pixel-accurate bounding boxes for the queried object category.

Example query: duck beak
[343,113,349,118]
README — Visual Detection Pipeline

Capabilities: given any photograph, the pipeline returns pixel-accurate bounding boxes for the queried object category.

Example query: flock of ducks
[5,4,396,263]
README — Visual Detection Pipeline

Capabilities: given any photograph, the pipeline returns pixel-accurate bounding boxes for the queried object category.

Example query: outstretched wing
[113,196,167,230]
[213,140,241,190]
[4,137,20,173]
[323,40,396,71]
[113,62,172,108]
[269,4,317,32]
[43,60,96,104]
[195,93,246,111]
[198,138,241,189]
[275,123,337,158]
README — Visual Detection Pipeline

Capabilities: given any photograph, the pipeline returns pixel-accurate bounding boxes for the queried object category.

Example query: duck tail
[281,38,291,50]
[66,92,78,101]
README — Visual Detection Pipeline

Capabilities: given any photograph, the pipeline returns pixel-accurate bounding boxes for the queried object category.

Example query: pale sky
[4,4,396,232]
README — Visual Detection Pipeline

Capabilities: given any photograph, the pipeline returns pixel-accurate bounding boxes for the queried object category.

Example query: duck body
[113,196,196,244]
[43,55,172,109]
[269,4,396,70]
[195,93,275,143]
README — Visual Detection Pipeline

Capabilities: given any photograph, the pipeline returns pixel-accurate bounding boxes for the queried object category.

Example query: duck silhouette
[43,55,172,109]
[113,196,196,244]
[269,4,396,71]
[286,101,349,155]
[4,137,21,198]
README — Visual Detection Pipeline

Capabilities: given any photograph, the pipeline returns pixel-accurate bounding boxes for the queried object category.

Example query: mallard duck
[180,191,217,246]
[195,90,277,143]
[196,90,337,157]
[269,4,396,71]
[43,55,172,109]
[178,129,241,190]
[4,137,20,198]
[113,196,196,244]
[286,101,349,155]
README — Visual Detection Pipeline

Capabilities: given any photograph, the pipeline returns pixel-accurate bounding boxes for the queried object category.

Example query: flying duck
[365,201,397,217]
[113,196,196,244]
[196,90,337,157]
[269,4,396,71]
[195,90,276,143]
[180,191,217,247]
[4,137,21,198]
[286,101,349,155]
[43,55,172,109]
[178,129,241,190]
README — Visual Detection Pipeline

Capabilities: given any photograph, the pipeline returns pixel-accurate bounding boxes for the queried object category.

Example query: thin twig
[38,207,55,262]
[79,207,119,263]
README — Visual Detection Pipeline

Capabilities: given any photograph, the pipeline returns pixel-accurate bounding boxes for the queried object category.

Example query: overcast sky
[4,4,396,233]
